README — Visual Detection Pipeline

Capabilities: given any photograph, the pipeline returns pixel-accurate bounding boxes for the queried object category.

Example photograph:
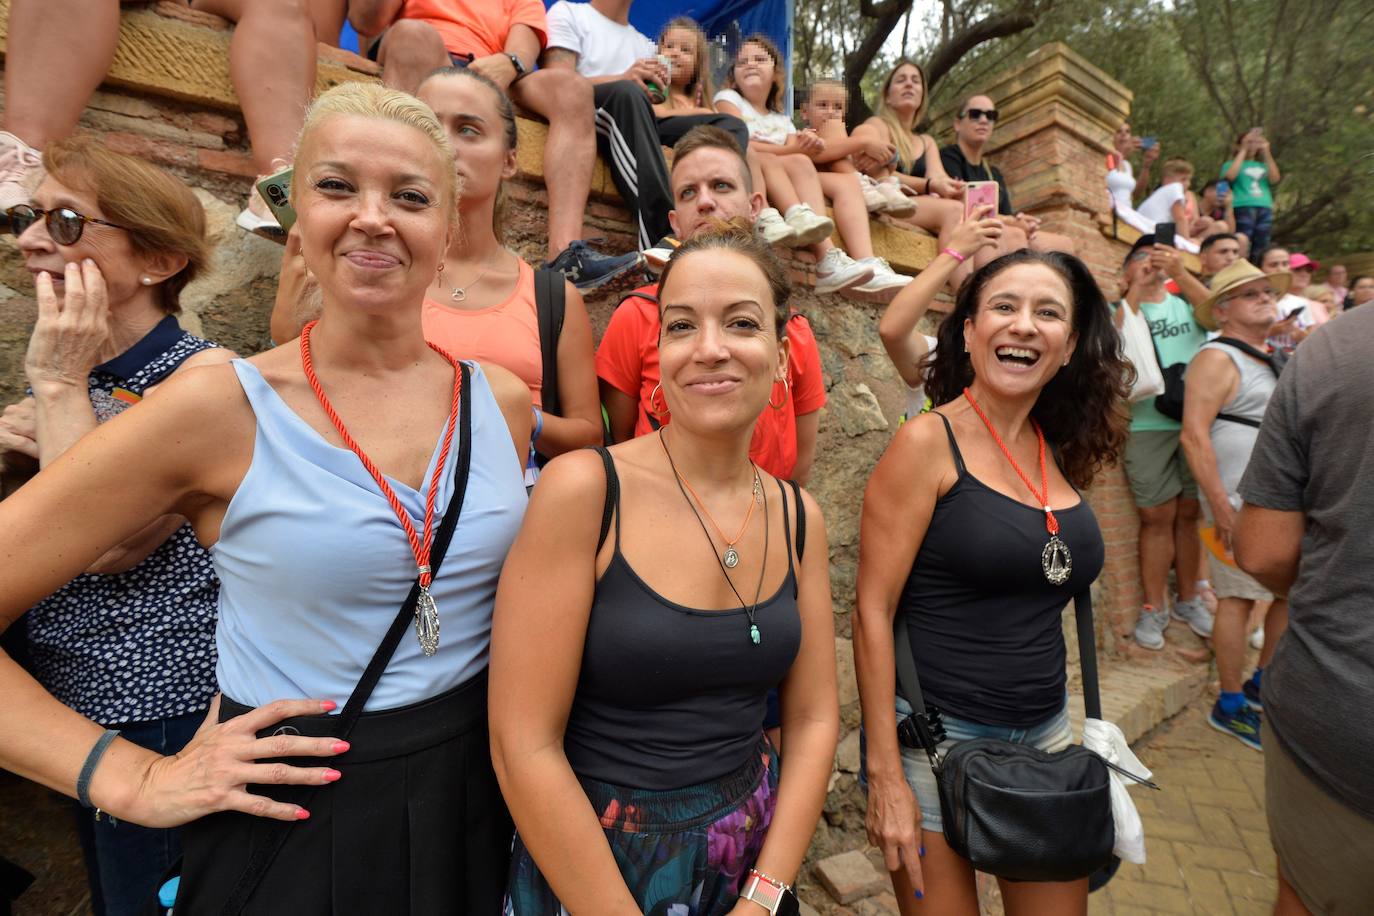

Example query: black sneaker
[1242,677,1263,712]
[545,239,644,291]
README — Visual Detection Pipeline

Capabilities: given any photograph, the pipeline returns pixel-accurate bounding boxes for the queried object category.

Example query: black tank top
[898,413,1104,727]
[562,448,805,790]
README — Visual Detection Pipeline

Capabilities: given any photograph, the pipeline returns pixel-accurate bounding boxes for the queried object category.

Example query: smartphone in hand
[963,181,999,219]
[1153,221,1176,246]
[255,166,296,232]
[1216,180,1230,198]
[1140,136,1157,149]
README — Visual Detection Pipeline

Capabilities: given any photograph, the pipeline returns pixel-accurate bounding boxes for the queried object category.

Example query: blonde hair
[44,138,208,315]
[873,60,929,173]
[293,82,457,225]
[1162,156,1194,181]
[660,18,716,110]
[726,34,786,113]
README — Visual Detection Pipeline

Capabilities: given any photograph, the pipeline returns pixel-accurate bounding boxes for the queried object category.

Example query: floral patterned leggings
[504,739,778,916]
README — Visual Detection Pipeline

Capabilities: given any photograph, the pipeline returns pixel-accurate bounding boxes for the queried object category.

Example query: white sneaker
[857,174,888,213]
[0,131,43,212]
[1249,627,1265,650]
[878,175,917,217]
[850,257,912,302]
[755,207,796,246]
[813,247,874,294]
[783,203,835,248]
[236,183,286,242]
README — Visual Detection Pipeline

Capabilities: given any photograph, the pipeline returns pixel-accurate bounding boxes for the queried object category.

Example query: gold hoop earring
[768,378,789,411]
[649,383,670,421]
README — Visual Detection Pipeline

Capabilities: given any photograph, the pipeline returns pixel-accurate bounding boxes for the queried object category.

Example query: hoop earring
[649,383,670,420]
[768,378,789,410]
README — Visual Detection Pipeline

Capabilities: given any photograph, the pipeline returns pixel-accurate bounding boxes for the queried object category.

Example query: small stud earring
[140,276,153,286]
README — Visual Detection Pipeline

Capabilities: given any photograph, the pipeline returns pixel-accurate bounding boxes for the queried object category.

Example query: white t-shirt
[545,1,656,79]
[904,335,940,420]
[1137,181,1185,225]
[712,89,795,146]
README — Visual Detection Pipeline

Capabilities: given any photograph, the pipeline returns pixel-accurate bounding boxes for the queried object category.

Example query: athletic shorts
[1124,429,1198,508]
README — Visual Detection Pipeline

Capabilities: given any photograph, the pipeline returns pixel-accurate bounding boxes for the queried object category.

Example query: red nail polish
[320,700,337,712]
[295,808,311,820]
[324,769,342,782]
[331,741,350,754]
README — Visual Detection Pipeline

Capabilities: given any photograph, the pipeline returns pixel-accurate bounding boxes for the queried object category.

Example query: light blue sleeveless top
[212,359,526,711]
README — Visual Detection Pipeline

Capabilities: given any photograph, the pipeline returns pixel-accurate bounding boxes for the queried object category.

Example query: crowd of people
[0,2,1369,916]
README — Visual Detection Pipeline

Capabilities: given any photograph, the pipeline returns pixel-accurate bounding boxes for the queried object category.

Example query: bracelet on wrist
[77,729,119,810]
[941,247,968,264]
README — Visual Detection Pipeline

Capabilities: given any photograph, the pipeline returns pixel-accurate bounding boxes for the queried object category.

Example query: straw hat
[1195,260,1291,331]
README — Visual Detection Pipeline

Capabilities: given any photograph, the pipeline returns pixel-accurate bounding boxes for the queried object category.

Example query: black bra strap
[932,411,968,475]
[594,446,620,554]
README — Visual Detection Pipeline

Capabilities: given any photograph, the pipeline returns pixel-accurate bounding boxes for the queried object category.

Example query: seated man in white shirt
[542,0,749,250]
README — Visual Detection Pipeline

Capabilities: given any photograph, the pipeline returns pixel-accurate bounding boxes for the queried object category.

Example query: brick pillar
[946,43,1147,653]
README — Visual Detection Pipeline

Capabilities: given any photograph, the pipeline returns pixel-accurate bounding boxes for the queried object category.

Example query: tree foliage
[793,0,1374,255]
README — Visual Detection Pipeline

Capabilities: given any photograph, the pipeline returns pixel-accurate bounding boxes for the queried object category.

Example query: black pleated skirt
[175,672,510,915]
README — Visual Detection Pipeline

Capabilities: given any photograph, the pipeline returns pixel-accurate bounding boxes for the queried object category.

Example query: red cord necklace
[963,387,1073,585]
[300,320,462,656]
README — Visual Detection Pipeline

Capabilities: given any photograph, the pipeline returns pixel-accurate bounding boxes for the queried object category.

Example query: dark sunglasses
[961,108,999,122]
[3,204,128,246]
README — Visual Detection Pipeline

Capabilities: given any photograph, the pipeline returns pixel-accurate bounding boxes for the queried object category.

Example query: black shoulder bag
[534,269,566,467]
[216,362,475,915]
[1211,337,1284,429]
[892,591,1120,883]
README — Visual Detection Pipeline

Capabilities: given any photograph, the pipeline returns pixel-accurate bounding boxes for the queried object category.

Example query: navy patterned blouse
[26,316,220,725]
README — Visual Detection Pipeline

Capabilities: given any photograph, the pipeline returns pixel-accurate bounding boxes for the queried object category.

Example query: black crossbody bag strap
[893,588,1101,757]
[535,268,566,418]
[219,362,474,915]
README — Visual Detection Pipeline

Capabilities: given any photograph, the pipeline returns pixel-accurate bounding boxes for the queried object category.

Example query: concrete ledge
[1101,217,1203,274]
[0,0,379,112]
[1068,659,1208,745]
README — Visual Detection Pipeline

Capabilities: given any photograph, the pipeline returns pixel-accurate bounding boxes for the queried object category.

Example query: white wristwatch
[740,868,799,915]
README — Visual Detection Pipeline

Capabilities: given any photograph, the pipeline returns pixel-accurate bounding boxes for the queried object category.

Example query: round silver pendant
[1041,535,1072,586]
[450,288,467,302]
[723,547,740,568]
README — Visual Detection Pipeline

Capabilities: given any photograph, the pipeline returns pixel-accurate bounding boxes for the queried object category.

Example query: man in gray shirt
[1235,305,1374,914]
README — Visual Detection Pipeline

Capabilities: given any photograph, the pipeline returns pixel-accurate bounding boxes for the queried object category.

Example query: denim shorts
[860,696,1073,833]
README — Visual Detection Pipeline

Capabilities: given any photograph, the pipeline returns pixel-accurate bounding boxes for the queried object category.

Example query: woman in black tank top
[854,250,1132,915]
[491,227,839,916]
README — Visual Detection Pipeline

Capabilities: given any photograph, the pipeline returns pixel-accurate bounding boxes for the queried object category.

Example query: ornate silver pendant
[415,586,441,656]
[723,547,740,568]
[1042,535,1072,586]
[450,288,467,302]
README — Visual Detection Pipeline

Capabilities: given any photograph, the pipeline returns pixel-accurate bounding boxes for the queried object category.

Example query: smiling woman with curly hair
[852,249,1131,915]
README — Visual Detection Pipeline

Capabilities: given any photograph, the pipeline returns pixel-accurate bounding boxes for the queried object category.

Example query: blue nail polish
[915,889,924,899]
[919,846,926,857]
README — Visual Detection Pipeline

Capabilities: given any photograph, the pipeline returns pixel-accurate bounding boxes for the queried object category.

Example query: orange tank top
[423,257,543,407]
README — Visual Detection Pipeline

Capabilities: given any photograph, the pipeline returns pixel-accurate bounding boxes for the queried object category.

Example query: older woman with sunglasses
[0,137,232,915]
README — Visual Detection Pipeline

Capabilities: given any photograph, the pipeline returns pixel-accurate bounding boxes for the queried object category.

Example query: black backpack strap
[1216,413,1262,429]
[219,363,475,915]
[786,479,806,563]
[616,288,658,310]
[594,446,620,555]
[534,268,566,418]
[1213,336,1282,378]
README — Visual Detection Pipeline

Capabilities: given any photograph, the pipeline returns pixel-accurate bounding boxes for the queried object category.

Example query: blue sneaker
[544,239,644,292]
[1242,677,1263,712]
[1209,701,1263,751]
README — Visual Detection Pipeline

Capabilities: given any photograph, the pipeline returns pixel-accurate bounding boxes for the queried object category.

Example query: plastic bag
[1083,717,1152,864]
[1117,304,1165,403]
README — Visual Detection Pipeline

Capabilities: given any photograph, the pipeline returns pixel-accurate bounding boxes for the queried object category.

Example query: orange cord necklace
[300,320,462,655]
[671,455,761,569]
[963,387,1073,585]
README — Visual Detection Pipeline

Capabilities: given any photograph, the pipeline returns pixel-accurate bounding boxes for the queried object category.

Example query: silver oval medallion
[723,547,740,568]
[415,587,441,657]
[1041,536,1072,586]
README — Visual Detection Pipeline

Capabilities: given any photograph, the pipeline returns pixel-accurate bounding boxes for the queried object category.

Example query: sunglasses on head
[3,204,128,246]
[962,108,999,122]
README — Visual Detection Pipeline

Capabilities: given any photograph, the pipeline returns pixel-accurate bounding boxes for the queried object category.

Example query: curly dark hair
[923,250,1134,489]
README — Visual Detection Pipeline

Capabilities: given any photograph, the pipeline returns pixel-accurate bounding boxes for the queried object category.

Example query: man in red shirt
[597,126,827,482]
[349,0,641,290]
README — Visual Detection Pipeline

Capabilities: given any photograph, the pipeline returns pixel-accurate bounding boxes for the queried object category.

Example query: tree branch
[923,5,1041,89]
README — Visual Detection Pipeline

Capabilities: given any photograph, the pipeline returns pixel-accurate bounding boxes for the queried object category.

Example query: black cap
[1124,233,1158,267]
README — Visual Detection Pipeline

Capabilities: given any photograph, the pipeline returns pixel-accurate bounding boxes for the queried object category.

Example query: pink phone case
[964,181,999,219]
